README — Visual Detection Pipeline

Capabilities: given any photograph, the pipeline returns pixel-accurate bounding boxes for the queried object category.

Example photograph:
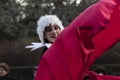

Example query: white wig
[37,15,64,43]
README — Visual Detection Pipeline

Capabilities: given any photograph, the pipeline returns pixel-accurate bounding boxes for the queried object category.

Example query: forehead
[46,24,59,27]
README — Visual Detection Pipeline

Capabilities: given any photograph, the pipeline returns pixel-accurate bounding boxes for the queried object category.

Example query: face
[44,24,61,43]
[0,67,8,77]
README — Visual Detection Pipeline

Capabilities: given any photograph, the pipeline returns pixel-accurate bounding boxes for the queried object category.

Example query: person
[25,15,64,79]
[0,62,16,80]
[25,15,64,55]
[35,0,120,80]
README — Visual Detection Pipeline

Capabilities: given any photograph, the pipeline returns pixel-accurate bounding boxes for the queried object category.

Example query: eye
[45,27,52,32]
[54,25,60,30]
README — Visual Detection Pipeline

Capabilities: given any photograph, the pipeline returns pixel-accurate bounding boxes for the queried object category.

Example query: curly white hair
[37,15,64,43]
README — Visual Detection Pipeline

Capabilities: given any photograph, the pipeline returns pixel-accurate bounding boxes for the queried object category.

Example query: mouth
[51,36,57,38]
[51,34,58,38]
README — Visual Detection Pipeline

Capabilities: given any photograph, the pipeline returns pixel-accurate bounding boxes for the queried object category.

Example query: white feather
[45,43,52,48]
[25,42,44,51]
[25,42,52,51]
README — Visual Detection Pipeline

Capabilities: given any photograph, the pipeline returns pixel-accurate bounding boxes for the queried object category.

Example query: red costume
[36,0,120,80]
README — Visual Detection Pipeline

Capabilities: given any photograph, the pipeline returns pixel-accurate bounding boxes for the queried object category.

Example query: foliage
[0,0,97,40]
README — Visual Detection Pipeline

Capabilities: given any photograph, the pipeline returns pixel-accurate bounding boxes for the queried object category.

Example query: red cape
[36,0,120,80]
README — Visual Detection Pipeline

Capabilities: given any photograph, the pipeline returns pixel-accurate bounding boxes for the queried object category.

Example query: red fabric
[36,0,120,80]
[89,7,120,67]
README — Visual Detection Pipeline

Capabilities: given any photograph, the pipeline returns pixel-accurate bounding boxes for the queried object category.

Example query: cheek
[44,32,50,39]
[0,71,7,76]
[57,30,61,34]
[44,32,51,38]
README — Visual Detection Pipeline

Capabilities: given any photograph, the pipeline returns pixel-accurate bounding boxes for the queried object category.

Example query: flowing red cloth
[36,0,120,80]
[88,6,120,68]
